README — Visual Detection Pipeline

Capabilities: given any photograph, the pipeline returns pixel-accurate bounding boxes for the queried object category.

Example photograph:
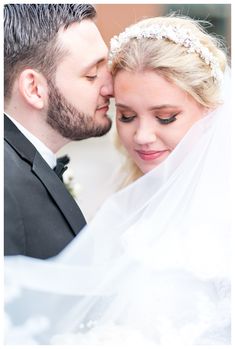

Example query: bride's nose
[134,121,157,144]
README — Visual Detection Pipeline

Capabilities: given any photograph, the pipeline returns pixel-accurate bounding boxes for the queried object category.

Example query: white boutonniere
[63,168,82,200]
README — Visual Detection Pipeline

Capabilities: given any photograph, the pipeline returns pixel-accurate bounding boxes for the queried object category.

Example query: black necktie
[53,155,70,181]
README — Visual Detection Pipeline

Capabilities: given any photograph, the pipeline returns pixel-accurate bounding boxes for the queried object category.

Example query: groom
[4,4,113,259]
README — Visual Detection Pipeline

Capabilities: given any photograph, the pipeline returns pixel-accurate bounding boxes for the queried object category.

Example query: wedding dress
[5,70,232,345]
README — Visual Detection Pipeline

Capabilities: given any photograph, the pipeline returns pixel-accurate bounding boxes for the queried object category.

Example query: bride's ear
[18,69,48,110]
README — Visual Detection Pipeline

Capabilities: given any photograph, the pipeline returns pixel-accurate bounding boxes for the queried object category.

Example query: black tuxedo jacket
[4,115,86,259]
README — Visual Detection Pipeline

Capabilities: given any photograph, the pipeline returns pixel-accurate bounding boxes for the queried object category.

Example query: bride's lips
[136,149,169,161]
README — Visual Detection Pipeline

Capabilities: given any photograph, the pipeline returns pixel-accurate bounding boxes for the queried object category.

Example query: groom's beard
[46,81,112,141]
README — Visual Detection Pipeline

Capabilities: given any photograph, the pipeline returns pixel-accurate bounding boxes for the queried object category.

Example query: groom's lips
[96,102,110,112]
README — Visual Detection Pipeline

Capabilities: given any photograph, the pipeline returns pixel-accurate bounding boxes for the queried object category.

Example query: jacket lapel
[4,114,86,236]
[32,152,86,236]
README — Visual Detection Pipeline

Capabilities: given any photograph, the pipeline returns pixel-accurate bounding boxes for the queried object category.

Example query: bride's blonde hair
[110,15,228,188]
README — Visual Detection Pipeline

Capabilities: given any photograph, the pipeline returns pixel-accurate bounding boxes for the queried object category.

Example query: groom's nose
[100,70,114,98]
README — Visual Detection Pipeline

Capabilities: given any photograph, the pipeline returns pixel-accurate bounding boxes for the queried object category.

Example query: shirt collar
[5,113,57,169]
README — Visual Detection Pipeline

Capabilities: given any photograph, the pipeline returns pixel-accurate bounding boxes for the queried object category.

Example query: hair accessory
[109,24,223,82]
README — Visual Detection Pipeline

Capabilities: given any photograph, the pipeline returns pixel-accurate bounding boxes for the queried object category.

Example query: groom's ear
[18,69,48,110]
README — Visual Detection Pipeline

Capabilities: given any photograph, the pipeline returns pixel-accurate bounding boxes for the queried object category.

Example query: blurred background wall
[57,3,231,221]
[95,4,231,53]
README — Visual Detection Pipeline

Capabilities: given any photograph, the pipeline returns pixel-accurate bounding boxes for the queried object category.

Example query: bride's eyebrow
[115,103,179,110]
[148,104,179,111]
[115,103,130,108]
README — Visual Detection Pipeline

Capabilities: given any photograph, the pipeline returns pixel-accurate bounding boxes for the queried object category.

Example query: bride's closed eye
[118,114,136,123]
[156,114,178,125]
[118,114,178,124]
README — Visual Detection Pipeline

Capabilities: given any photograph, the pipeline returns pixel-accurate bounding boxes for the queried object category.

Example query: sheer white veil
[5,70,232,345]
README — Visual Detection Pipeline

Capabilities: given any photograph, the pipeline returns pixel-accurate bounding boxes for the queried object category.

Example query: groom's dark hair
[4,4,96,101]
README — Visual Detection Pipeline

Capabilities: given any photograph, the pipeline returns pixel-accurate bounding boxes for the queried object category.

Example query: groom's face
[46,20,113,140]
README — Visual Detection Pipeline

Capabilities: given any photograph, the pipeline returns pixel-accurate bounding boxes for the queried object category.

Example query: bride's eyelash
[119,115,136,123]
[118,114,178,124]
[156,114,177,124]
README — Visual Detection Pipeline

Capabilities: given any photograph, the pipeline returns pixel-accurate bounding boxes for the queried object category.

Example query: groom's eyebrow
[81,57,106,73]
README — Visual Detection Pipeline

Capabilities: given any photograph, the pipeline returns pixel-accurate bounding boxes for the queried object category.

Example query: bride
[5,15,232,345]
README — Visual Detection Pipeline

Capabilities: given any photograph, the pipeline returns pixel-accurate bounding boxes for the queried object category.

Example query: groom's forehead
[57,22,108,68]
[57,20,106,50]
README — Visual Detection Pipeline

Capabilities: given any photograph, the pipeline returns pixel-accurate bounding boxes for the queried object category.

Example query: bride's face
[115,70,207,173]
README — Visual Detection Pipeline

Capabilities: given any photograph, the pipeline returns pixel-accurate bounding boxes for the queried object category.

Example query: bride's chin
[138,155,170,173]
[137,162,161,174]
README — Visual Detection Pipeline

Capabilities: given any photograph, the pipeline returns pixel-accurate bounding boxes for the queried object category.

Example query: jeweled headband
[109,24,223,82]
